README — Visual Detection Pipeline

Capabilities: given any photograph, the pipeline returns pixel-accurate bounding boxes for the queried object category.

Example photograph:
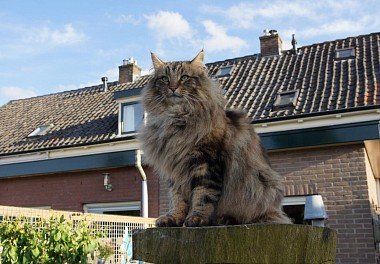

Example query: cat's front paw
[215,214,238,226]
[184,214,209,227]
[155,214,181,227]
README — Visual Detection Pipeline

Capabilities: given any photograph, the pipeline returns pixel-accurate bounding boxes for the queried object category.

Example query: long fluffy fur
[139,51,291,227]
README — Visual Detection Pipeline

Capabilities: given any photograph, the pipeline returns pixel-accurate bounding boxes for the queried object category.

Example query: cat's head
[143,50,223,117]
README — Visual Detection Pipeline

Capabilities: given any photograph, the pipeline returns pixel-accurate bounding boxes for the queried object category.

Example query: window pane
[123,105,135,132]
[217,66,233,76]
[133,103,144,131]
[274,92,296,106]
[28,124,52,137]
[122,103,144,133]
[104,210,140,216]
[335,48,355,59]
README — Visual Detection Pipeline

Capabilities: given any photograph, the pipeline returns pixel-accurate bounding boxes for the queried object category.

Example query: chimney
[101,76,108,92]
[259,29,282,57]
[118,58,142,84]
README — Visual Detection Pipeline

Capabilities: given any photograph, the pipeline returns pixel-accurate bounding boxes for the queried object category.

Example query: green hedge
[0,215,101,264]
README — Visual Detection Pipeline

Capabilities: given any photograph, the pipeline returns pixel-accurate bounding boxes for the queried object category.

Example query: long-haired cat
[139,50,291,227]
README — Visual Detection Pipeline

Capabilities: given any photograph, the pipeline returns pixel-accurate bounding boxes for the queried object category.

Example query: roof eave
[252,105,380,124]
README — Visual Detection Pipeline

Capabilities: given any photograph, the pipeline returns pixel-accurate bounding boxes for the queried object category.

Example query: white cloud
[319,0,361,12]
[54,80,100,93]
[0,86,38,101]
[201,1,373,31]
[256,2,312,19]
[145,11,194,41]
[104,68,119,81]
[0,22,86,59]
[202,1,314,29]
[223,3,257,29]
[26,24,85,46]
[202,20,248,53]
[141,68,153,76]
[114,14,141,25]
[299,16,373,38]
[281,29,297,50]
[53,65,152,94]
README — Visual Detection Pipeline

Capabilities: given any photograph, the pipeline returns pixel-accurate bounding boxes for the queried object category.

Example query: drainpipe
[135,149,148,218]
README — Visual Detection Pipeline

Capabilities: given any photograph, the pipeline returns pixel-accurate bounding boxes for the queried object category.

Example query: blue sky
[0,0,379,106]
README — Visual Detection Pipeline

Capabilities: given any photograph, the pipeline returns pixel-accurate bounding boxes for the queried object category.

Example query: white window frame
[335,48,355,59]
[282,196,308,225]
[83,201,141,215]
[28,124,53,137]
[273,90,299,107]
[116,96,143,137]
[121,103,141,134]
[216,65,233,77]
[282,196,306,206]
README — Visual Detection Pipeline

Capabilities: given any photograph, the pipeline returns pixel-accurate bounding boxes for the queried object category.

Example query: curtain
[123,104,135,132]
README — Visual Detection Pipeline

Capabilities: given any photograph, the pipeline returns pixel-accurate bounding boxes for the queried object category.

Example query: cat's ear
[190,50,204,65]
[151,52,165,70]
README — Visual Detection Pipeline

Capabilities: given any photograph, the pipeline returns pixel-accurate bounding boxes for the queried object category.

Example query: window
[282,196,309,225]
[83,202,141,216]
[273,90,298,107]
[216,66,233,77]
[335,48,355,59]
[28,124,53,137]
[121,102,144,134]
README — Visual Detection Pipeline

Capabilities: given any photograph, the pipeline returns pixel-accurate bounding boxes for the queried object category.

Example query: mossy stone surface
[133,224,337,264]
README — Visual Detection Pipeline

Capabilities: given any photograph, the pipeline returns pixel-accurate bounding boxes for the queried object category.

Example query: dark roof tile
[1,32,379,155]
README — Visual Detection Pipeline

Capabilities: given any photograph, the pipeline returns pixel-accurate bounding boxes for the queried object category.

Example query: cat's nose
[169,86,179,93]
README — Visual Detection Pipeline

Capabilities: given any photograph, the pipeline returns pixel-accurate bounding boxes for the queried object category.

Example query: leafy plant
[97,242,114,260]
[0,215,102,264]
[0,217,44,264]
[42,215,99,263]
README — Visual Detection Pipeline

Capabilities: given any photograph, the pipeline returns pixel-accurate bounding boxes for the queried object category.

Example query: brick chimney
[118,58,141,84]
[259,29,283,57]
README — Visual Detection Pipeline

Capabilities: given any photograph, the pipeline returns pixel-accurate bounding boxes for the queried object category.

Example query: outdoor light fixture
[103,173,113,191]
[304,195,328,227]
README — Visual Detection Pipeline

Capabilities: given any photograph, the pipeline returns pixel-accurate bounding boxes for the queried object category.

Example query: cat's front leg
[156,182,189,227]
[184,160,223,227]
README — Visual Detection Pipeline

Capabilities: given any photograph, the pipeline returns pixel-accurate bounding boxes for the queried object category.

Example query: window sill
[115,132,138,139]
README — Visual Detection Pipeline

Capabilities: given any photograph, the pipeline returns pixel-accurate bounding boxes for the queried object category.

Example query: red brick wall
[0,166,159,218]
[270,144,376,264]
[157,143,376,263]
[1,143,376,263]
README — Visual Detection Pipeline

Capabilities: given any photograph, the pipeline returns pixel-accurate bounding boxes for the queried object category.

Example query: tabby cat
[139,50,291,227]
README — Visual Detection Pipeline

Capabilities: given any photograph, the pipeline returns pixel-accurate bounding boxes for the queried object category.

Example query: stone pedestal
[133,224,337,264]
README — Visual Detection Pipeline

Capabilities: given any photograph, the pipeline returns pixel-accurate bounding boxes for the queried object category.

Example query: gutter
[253,108,380,134]
[135,149,148,218]
[252,105,380,124]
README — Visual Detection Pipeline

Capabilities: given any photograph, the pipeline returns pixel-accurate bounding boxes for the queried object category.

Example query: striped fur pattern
[139,51,291,227]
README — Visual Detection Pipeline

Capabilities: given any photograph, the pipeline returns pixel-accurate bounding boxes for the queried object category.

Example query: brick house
[0,31,379,263]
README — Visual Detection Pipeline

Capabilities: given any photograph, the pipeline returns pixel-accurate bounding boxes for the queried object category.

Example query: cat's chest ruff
[148,117,191,141]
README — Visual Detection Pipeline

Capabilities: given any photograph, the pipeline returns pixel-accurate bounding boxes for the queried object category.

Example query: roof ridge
[206,54,260,66]
[298,31,380,50]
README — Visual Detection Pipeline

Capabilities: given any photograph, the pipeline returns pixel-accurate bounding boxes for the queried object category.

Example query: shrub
[0,215,101,264]
[97,242,114,260]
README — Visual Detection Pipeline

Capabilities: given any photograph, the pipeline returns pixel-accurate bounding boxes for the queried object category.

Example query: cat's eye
[180,75,190,82]
[160,76,169,83]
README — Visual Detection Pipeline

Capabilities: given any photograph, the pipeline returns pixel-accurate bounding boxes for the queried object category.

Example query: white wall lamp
[103,173,113,191]
[304,195,328,227]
